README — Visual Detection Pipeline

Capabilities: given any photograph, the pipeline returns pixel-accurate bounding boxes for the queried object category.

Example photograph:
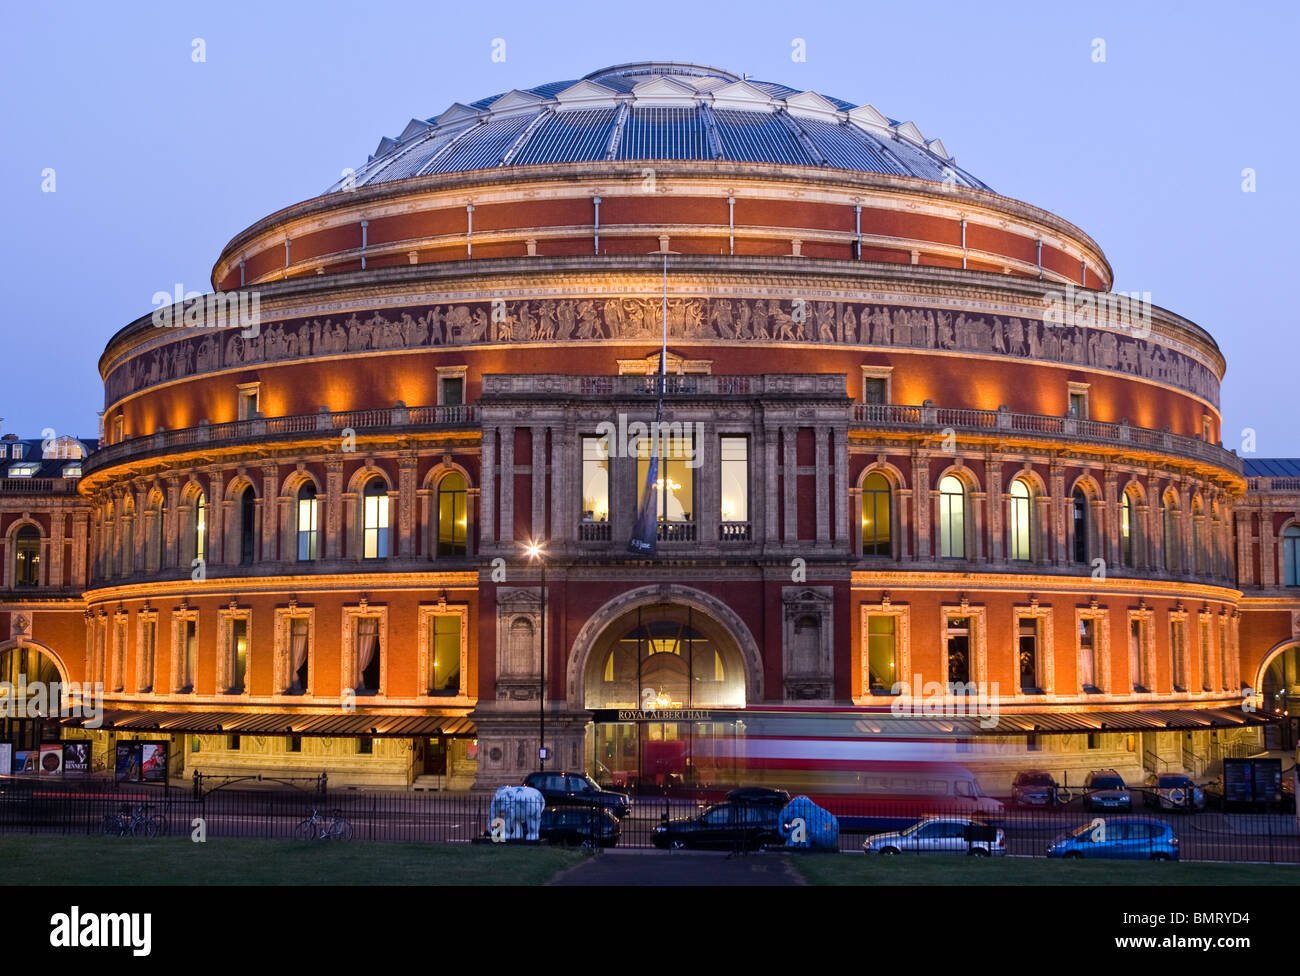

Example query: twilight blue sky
[1,0,1296,454]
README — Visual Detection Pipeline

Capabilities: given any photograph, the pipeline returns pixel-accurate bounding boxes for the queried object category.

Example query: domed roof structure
[330,61,989,192]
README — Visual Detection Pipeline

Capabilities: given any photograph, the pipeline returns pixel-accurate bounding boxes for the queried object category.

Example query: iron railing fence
[1,779,1296,863]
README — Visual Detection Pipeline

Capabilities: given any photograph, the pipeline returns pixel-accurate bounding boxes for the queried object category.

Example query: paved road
[550,849,805,886]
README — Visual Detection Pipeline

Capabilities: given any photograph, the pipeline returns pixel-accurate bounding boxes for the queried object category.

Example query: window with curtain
[635,430,695,524]
[861,472,892,557]
[437,472,467,557]
[1079,618,1097,691]
[297,483,319,561]
[355,616,380,692]
[720,436,749,524]
[1007,479,1031,561]
[866,615,895,691]
[288,617,309,694]
[938,476,966,558]
[1284,525,1300,587]
[363,479,389,559]
[582,436,609,523]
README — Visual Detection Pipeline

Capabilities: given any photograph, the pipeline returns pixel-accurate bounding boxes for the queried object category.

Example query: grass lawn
[0,836,587,885]
[794,854,1300,886]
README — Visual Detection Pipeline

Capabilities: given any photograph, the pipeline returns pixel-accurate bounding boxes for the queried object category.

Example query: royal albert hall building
[3,61,1299,793]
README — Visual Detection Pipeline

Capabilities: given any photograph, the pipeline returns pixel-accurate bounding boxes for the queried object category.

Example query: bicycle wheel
[330,819,354,841]
[295,819,317,841]
[150,815,167,837]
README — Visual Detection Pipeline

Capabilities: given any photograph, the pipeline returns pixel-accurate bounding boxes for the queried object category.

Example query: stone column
[398,454,418,557]
[912,452,931,560]
[165,476,181,569]
[325,459,344,559]
[499,426,515,544]
[1260,513,1276,587]
[1103,469,1120,570]
[206,468,225,565]
[261,467,279,561]
[49,512,65,588]
[1049,463,1066,567]
[1234,509,1253,587]
[764,424,779,543]
[782,426,797,543]
[814,426,830,544]
[531,425,547,541]
[70,512,88,588]
[986,459,1003,562]
[832,427,848,546]
[481,428,496,547]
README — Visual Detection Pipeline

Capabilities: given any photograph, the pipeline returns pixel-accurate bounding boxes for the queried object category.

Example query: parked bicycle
[296,807,354,841]
[102,804,167,838]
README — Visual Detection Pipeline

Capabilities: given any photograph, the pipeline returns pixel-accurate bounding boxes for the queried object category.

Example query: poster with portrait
[115,743,140,782]
[13,750,39,775]
[62,742,89,775]
[140,743,167,782]
[39,744,63,776]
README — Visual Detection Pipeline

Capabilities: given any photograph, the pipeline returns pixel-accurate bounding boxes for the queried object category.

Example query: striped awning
[58,709,476,738]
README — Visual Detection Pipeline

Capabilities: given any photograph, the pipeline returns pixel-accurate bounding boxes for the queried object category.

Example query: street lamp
[524,540,547,770]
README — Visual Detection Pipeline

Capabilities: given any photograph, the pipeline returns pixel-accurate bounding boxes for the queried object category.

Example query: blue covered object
[778,796,839,850]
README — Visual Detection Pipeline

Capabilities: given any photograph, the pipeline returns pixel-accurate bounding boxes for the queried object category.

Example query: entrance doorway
[423,736,449,776]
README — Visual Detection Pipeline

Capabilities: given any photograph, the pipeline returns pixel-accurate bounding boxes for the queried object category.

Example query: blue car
[1047,817,1179,861]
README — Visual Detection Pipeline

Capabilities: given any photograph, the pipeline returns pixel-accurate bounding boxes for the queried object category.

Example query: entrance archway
[1257,640,1299,749]
[568,586,760,794]
[0,638,73,755]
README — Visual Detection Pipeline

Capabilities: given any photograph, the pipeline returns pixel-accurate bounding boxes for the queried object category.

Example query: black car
[539,806,621,848]
[652,799,784,850]
[522,771,632,819]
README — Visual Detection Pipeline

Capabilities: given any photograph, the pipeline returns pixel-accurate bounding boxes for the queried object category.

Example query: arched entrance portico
[0,638,74,757]
[568,585,761,794]
[1256,639,1300,749]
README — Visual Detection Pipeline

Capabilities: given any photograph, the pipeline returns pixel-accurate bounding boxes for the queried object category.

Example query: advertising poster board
[62,742,89,775]
[115,743,140,782]
[39,744,63,776]
[140,742,167,782]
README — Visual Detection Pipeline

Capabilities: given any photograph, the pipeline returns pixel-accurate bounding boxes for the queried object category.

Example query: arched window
[296,483,319,561]
[239,485,256,565]
[1162,495,1180,574]
[1007,479,1031,561]
[15,526,40,587]
[1121,492,1135,567]
[194,491,207,563]
[437,472,468,558]
[1284,525,1300,587]
[1072,487,1088,564]
[861,472,892,557]
[938,475,966,559]
[362,477,389,559]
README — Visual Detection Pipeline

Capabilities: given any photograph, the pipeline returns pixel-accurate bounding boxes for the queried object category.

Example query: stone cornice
[849,570,1240,603]
[83,571,479,605]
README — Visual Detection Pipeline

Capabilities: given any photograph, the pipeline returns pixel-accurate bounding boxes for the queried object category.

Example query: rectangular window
[1068,392,1087,419]
[863,377,887,405]
[1018,617,1039,694]
[297,494,318,560]
[288,735,302,753]
[113,416,124,443]
[363,491,390,559]
[140,620,156,693]
[288,617,310,694]
[181,619,197,693]
[355,616,381,693]
[230,618,248,694]
[358,736,373,755]
[1087,733,1102,750]
[1129,617,1147,692]
[237,385,259,420]
[1170,618,1187,691]
[429,615,462,695]
[866,616,896,692]
[946,616,971,686]
[1079,618,1097,691]
[581,435,610,526]
[719,436,749,524]
[636,430,695,525]
[228,735,241,751]
[441,377,464,406]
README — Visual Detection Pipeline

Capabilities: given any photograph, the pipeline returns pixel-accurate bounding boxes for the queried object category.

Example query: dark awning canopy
[58,709,475,738]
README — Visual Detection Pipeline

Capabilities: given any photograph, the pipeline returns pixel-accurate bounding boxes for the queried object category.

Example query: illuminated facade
[2,62,1297,792]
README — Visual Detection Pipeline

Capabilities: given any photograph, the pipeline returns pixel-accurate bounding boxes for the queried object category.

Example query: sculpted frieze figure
[106,294,1219,408]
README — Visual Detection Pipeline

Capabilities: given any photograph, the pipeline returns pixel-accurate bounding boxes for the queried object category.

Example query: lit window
[437,473,467,557]
[861,472,892,556]
[1018,617,1039,693]
[355,616,381,693]
[720,437,749,524]
[228,618,248,694]
[363,479,389,559]
[946,616,971,685]
[237,384,260,420]
[15,526,40,587]
[1170,618,1187,691]
[429,615,461,695]
[581,435,610,523]
[1007,479,1031,561]
[938,476,965,558]
[1079,618,1097,691]
[1121,493,1135,566]
[296,483,319,561]
[636,431,694,524]
[288,617,310,694]
[1129,617,1147,692]
[194,491,207,562]
[866,615,895,692]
